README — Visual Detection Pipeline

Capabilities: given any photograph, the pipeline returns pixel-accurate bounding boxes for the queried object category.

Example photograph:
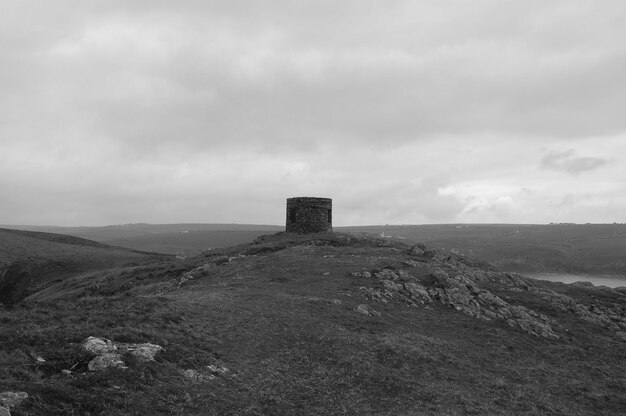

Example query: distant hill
[7,223,626,275]
[6,223,284,256]
[2,231,625,415]
[0,228,169,304]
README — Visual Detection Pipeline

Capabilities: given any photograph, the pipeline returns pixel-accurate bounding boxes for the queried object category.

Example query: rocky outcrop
[81,336,163,371]
[355,262,560,339]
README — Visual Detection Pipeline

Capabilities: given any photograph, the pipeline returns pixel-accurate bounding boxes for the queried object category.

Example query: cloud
[1,1,625,225]
[540,150,608,175]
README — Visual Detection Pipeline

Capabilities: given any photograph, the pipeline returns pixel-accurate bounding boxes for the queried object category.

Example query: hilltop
[1,232,625,415]
[0,228,170,304]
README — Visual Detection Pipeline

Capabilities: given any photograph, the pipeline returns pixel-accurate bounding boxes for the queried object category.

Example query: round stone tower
[286,197,332,233]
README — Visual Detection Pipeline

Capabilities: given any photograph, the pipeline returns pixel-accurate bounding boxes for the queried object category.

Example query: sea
[524,273,626,288]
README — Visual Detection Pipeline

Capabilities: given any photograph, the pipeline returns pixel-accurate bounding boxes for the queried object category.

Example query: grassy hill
[7,224,284,257]
[0,228,169,304]
[1,232,624,415]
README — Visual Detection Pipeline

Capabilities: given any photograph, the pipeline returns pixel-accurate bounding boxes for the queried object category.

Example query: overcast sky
[1,0,625,226]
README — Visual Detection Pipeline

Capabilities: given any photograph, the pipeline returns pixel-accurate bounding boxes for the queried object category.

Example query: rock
[88,353,127,371]
[82,336,116,355]
[403,282,432,304]
[374,269,399,280]
[119,343,163,361]
[0,392,28,409]
[354,304,381,317]
[181,369,215,381]
[0,406,10,416]
[350,271,372,278]
[61,369,72,375]
[381,279,402,292]
[207,364,229,374]
[408,243,436,259]
[616,331,626,341]
[82,336,163,369]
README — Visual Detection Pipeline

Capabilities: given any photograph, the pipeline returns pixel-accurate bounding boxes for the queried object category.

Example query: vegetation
[1,231,624,415]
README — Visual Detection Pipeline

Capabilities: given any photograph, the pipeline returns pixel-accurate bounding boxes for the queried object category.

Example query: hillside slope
[1,232,625,415]
[6,224,284,256]
[0,228,169,304]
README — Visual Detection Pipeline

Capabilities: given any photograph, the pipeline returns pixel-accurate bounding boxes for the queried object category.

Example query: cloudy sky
[1,0,625,226]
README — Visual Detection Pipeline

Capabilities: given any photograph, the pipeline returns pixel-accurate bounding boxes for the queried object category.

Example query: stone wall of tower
[286,197,332,233]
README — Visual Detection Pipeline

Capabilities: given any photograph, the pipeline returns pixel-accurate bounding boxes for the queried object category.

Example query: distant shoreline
[524,272,626,288]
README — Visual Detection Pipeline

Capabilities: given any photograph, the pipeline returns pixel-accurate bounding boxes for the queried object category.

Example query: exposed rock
[350,271,372,278]
[0,392,28,409]
[118,343,163,361]
[374,269,399,281]
[82,336,164,371]
[354,304,381,317]
[358,263,560,339]
[88,353,127,371]
[403,282,432,304]
[0,406,9,416]
[408,243,436,260]
[82,336,116,355]
[182,369,215,382]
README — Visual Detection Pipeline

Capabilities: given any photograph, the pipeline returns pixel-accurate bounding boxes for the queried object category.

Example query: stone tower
[286,197,332,233]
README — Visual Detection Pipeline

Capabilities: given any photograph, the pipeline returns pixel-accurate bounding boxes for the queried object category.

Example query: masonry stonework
[286,197,332,233]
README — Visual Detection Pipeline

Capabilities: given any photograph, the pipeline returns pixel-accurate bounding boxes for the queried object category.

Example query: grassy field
[1,232,624,415]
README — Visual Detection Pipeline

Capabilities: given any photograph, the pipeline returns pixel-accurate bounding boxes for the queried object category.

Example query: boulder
[82,336,116,355]
[118,343,163,361]
[0,392,28,409]
[354,304,381,317]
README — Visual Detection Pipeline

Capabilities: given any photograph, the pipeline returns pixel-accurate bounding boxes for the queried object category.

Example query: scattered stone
[82,336,116,355]
[408,243,436,259]
[207,364,229,374]
[322,272,330,276]
[0,392,28,409]
[82,336,164,371]
[61,369,72,375]
[119,343,164,361]
[88,353,127,371]
[350,271,372,278]
[181,369,215,382]
[330,298,342,305]
[404,282,432,304]
[354,304,381,317]
[374,269,399,280]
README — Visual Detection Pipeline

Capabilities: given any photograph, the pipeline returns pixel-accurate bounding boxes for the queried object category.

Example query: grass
[0,232,625,415]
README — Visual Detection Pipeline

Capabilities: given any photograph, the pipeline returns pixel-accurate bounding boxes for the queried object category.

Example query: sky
[1,0,626,226]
